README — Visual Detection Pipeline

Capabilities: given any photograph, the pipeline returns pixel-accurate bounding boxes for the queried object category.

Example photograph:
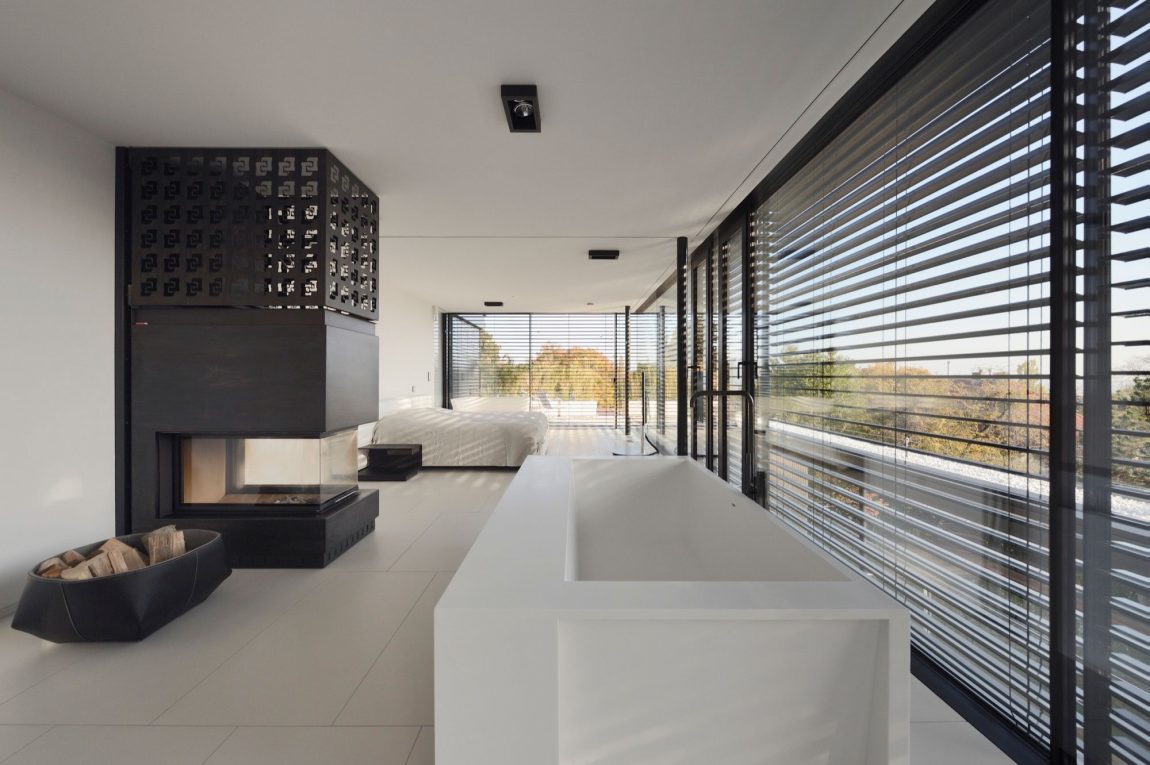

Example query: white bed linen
[368,407,549,467]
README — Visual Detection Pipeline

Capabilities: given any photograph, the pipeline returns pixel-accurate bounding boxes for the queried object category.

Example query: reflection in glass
[180,429,358,508]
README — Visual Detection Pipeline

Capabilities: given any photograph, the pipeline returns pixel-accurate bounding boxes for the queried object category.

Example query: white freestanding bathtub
[435,457,909,765]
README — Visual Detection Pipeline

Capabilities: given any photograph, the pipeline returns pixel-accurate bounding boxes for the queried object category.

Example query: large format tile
[389,514,489,572]
[326,506,441,572]
[0,725,50,761]
[0,618,85,705]
[406,727,434,765]
[336,573,452,726]
[0,570,322,724]
[370,470,513,516]
[4,725,232,765]
[910,721,1012,764]
[910,677,963,722]
[155,571,431,726]
[204,726,420,765]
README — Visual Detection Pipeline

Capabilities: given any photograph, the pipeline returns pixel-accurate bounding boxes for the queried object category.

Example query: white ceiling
[0,0,930,312]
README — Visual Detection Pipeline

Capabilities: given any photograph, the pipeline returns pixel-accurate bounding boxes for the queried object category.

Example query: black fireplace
[176,430,358,512]
[120,147,381,567]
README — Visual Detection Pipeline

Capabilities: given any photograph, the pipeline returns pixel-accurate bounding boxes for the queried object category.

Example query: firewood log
[36,557,66,575]
[98,538,137,557]
[61,550,85,566]
[108,547,147,573]
[60,565,92,581]
[143,527,186,564]
[36,557,68,578]
[85,553,114,578]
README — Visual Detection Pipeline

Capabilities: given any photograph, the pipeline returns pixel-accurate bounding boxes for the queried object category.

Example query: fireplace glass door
[179,429,358,510]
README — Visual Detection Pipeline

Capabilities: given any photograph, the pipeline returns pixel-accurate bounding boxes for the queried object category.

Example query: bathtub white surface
[570,458,849,582]
[435,456,910,765]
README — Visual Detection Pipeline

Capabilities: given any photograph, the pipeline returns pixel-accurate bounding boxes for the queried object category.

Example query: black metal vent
[588,249,620,260]
[127,148,380,320]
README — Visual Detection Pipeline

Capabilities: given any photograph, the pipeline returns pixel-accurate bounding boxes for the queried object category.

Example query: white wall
[374,281,441,415]
[0,88,115,608]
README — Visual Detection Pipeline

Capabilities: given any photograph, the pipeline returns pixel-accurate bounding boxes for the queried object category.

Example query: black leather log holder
[11,529,231,642]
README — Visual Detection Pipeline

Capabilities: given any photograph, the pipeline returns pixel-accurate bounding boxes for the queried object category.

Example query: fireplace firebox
[178,430,358,511]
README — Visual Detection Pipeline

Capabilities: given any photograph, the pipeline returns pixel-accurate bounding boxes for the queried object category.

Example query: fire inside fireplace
[178,429,358,511]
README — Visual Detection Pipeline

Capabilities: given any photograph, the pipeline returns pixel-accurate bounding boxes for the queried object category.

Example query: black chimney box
[122,147,381,568]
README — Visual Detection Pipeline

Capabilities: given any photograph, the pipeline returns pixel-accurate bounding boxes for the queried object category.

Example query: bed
[362,407,549,467]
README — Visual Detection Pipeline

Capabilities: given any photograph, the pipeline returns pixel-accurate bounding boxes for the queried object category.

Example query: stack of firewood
[34,526,186,580]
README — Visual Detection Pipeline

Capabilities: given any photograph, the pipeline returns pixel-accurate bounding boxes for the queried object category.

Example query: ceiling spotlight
[502,85,540,132]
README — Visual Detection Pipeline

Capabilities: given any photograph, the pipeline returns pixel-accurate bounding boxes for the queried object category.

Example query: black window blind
[754,0,1056,744]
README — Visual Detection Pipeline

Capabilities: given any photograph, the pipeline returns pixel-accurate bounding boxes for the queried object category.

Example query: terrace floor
[0,428,1011,764]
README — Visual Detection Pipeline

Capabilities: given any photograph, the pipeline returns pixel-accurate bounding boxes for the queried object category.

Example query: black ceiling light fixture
[501,85,540,132]
[484,300,504,307]
[588,250,620,261]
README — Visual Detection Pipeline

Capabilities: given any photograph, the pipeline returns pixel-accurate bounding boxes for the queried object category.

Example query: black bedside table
[359,443,422,481]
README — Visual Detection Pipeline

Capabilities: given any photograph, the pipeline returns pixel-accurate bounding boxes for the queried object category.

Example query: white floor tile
[910,678,963,722]
[0,456,1012,765]
[0,725,50,760]
[405,726,434,765]
[0,570,322,724]
[0,620,85,705]
[389,514,489,572]
[155,572,431,726]
[910,721,1012,764]
[397,471,515,514]
[4,725,232,765]
[336,573,452,726]
[326,507,441,572]
[203,726,419,765]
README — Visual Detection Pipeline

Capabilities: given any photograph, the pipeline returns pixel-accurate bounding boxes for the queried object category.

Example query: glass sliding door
[635,288,680,455]
[752,0,1055,746]
[719,225,746,490]
[647,0,1150,756]
[689,252,711,466]
[1073,2,1150,760]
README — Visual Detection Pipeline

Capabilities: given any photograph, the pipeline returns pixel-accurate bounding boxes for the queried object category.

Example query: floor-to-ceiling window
[648,0,1149,759]
[444,313,623,428]
[755,0,1054,745]
[1073,1,1150,760]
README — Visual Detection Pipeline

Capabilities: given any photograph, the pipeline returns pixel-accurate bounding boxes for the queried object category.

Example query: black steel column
[676,237,689,455]
[1048,0,1080,761]
[441,315,453,408]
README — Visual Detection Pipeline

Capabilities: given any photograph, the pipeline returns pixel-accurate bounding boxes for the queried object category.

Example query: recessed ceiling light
[588,250,620,261]
[484,300,504,307]
[501,85,540,133]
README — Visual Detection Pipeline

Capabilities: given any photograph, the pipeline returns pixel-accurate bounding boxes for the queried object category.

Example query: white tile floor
[0,429,1014,764]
